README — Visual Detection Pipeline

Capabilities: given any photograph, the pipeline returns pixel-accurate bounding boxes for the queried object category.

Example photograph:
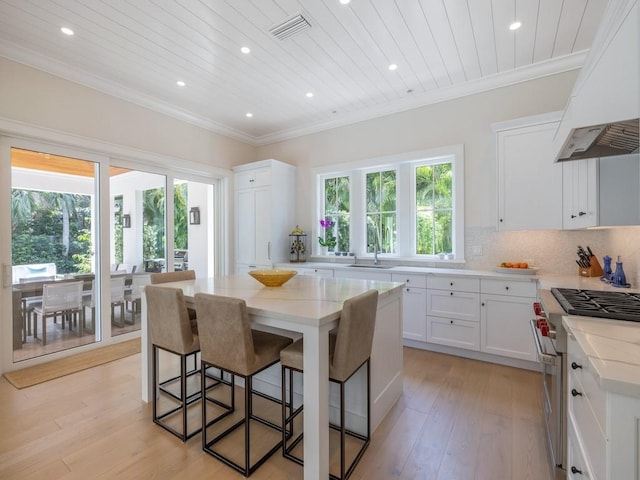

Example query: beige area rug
[3,338,141,389]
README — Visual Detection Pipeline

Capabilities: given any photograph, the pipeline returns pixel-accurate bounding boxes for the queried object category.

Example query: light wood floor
[0,347,552,480]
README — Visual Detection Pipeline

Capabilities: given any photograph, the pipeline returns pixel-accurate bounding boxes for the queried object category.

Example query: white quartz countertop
[538,274,639,293]
[278,262,539,282]
[158,274,403,327]
[563,315,640,398]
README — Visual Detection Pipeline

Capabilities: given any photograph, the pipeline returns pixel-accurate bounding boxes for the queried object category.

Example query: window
[366,170,396,253]
[415,162,452,255]
[317,146,463,260]
[321,176,350,252]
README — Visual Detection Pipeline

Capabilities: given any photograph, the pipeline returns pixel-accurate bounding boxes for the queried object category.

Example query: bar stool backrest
[150,270,196,284]
[195,294,256,375]
[331,289,379,382]
[145,285,198,354]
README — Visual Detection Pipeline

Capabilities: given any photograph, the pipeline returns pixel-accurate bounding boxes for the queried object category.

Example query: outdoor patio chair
[32,280,84,346]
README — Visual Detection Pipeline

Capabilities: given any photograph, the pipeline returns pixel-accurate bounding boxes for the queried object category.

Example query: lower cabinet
[392,273,427,342]
[426,316,480,350]
[567,331,640,480]
[480,293,536,362]
[296,267,334,277]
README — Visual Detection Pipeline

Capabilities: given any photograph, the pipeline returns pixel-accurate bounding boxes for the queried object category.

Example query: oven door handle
[530,319,557,365]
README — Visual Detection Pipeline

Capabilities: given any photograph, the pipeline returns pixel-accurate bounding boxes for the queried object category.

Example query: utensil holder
[578,256,604,277]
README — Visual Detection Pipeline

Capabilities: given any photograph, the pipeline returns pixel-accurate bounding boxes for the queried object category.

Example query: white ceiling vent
[269,14,311,40]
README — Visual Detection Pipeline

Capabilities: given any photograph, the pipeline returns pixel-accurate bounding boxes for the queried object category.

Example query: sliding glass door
[10,147,100,362]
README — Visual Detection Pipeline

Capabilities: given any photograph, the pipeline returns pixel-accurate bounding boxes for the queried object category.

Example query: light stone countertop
[159,273,404,327]
[563,315,640,398]
[278,262,540,282]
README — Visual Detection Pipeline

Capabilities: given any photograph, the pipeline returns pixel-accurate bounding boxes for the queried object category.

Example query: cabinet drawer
[428,275,480,292]
[569,372,606,480]
[235,167,271,189]
[298,267,334,277]
[391,273,427,288]
[480,279,536,297]
[334,269,392,282]
[568,336,606,433]
[568,418,596,479]
[427,316,480,350]
[427,290,480,322]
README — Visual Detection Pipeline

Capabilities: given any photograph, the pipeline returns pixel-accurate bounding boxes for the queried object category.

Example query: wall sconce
[122,214,131,228]
[189,207,200,225]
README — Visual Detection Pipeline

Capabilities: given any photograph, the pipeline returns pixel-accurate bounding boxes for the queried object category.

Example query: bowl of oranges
[494,262,538,275]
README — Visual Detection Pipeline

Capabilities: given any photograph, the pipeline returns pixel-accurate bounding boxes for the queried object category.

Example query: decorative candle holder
[289,226,307,263]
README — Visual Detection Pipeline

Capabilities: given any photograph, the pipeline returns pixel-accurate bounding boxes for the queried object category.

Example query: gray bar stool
[145,285,217,442]
[280,289,379,480]
[150,270,197,330]
[195,293,293,477]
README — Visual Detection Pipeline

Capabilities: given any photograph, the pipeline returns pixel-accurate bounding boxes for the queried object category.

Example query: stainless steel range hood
[556,118,639,161]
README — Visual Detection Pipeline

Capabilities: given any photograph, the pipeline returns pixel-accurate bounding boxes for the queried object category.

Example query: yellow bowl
[248,269,297,287]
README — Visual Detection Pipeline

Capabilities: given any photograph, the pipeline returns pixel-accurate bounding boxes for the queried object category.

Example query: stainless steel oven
[531,290,568,480]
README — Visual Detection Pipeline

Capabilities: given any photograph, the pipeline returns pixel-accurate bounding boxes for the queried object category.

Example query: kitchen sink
[346,264,393,269]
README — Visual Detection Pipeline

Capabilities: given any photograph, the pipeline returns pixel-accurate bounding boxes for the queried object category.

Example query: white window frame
[315,145,464,262]
[362,166,399,254]
[316,172,352,255]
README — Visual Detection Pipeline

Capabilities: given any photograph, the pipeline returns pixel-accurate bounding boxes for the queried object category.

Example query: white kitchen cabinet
[480,278,537,362]
[567,331,640,480]
[295,267,334,277]
[234,160,296,273]
[426,274,480,350]
[563,158,598,229]
[333,268,392,282]
[392,273,427,342]
[494,113,563,230]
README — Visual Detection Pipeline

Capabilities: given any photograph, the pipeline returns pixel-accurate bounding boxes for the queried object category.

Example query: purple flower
[320,218,335,229]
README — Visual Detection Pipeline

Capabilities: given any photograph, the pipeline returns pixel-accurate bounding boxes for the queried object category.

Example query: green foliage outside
[11,190,93,273]
[366,170,397,254]
[416,163,453,255]
[142,183,188,261]
[323,176,350,252]
[321,161,453,256]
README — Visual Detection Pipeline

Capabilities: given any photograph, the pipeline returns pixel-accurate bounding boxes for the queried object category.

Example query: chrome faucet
[372,238,381,265]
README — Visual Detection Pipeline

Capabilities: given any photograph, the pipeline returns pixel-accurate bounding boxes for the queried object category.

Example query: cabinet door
[236,189,256,265]
[333,269,392,281]
[426,290,480,322]
[402,287,427,341]
[480,294,536,361]
[298,268,334,277]
[254,187,272,266]
[497,121,563,230]
[235,167,271,189]
[563,159,598,229]
[427,316,480,350]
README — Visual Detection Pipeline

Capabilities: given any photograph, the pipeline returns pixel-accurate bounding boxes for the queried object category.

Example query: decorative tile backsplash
[464,226,640,286]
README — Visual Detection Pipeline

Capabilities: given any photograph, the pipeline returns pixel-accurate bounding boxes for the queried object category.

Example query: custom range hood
[557,118,639,161]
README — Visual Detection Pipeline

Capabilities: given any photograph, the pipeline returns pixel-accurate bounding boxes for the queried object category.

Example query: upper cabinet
[563,154,640,229]
[552,0,639,160]
[233,159,296,273]
[494,112,563,231]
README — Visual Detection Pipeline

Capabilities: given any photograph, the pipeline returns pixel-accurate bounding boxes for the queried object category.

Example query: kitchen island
[140,273,404,479]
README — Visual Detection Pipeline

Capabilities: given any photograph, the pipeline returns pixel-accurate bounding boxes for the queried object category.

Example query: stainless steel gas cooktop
[551,288,640,322]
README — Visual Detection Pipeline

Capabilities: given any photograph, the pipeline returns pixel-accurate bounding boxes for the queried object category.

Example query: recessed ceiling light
[509,21,522,31]
[176,80,186,87]
[241,46,251,54]
[339,0,351,4]
[388,63,398,71]
[306,92,314,98]
[246,112,253,118]
[61,27,74,36]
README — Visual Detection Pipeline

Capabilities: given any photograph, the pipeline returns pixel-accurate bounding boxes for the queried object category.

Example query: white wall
[255,71,640,282]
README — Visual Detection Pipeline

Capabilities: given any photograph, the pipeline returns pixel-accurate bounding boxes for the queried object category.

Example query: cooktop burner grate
[551,288,640,322]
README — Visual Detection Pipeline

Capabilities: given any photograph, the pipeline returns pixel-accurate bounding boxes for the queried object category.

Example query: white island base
[141,274,404,479]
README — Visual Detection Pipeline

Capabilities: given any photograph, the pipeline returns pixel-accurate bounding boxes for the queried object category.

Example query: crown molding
[1,40,587,147]
[0,41,257,145]
[254,51,587,145]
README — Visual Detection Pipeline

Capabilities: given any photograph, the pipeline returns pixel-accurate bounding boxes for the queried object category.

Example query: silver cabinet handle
[268,241,271,260]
